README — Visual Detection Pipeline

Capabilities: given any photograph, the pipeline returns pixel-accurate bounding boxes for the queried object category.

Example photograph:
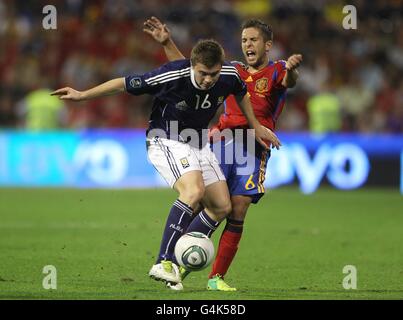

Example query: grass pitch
[0,187,402,300]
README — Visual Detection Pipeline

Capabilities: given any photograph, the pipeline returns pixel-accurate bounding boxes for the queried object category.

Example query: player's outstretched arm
[237,94,281,150]
[51,78,125,101]
[143,16,185,61]
[282,54,303,88]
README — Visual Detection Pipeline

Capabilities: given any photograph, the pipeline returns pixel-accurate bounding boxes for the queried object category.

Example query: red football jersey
[217,60,287,131]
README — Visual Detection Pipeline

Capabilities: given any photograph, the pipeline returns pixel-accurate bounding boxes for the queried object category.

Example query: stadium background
[0,0,402,300]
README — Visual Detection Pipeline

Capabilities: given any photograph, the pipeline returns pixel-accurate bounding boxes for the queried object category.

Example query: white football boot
[149,260,181,285]
[166,282,184,290]
[166,266,190,290]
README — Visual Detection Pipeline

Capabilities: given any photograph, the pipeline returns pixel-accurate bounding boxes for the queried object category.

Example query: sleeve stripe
[222,66,238,72]
[145,66,237,85]
[220,70,240,76]
[145,71,190,85]
[147,73,191,86]
[145,67,190,83]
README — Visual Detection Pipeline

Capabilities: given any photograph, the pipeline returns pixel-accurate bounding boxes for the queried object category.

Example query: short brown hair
[190,39,225,68]
[242,19,273,42]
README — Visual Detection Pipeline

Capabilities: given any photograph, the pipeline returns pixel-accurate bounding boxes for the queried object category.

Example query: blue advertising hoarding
[266,133,402,193]
[0,130,162,188]
[0,130,402,194]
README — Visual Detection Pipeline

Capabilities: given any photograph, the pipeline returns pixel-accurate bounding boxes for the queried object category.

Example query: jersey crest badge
[180,157,190,169]
[255,78,269,93]
[129,77,142,88]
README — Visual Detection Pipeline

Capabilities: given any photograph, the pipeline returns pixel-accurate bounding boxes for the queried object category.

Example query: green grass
[0,187,402,300]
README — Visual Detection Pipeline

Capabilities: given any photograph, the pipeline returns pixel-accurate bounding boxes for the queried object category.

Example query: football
[174,232,215,271]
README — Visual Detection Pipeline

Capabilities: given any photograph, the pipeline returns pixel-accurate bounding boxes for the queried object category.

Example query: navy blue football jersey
[125,59,246,140]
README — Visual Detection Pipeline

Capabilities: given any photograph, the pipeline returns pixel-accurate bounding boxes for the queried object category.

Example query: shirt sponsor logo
[175,100,189,111]
[169,224,184,232]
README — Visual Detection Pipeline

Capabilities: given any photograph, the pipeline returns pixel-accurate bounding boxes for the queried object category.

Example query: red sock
[209,220,243,279]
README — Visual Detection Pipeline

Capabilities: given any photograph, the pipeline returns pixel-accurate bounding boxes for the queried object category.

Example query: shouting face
[241,27,272,69]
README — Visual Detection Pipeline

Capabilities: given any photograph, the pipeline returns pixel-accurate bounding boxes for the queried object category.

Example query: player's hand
[143,16,171,45]
[255,126,281,150]
[285,54,303,71]
[50,87,83,101]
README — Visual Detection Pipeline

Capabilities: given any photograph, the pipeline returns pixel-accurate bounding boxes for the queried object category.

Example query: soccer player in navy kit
[52,39,281,286]
[144,17,302,291]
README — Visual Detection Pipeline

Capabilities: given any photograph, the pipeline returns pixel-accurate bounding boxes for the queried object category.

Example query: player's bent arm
[236,94,261,131]
[208,104,224,128]
[80,78,126,100]
[143,16,185,61]
[51,78,125,101]
[282,53,302,88]
[282,68,299,88]
[236,95,281,150]
[163,39,186,61]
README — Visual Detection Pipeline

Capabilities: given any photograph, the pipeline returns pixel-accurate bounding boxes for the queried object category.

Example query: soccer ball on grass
[174,232,214,271]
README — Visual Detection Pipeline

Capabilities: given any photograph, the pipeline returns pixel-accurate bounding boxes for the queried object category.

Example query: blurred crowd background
[0,0,402,133]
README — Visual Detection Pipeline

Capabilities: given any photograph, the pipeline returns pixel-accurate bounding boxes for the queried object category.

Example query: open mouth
[246,50,256,58]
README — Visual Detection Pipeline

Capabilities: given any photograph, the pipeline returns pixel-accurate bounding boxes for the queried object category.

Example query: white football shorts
[147,137,225,188]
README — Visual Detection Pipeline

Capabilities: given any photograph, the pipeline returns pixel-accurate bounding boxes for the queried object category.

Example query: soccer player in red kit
[144,17,302,291]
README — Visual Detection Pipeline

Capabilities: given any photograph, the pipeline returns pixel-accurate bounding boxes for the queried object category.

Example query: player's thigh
[199,142,226,188]
[196,143,230,220]
[147,137,202,188]
[228,145,270,204]
[201,180,231,222]
[229,195,253,221]
[173,170,205,200]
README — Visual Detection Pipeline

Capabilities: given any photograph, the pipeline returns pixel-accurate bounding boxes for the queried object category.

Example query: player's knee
[230,207,247,221]
[230,200,250,221]
[181,185,205,207]
[214,201,232,221]
[222,202,232,217]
